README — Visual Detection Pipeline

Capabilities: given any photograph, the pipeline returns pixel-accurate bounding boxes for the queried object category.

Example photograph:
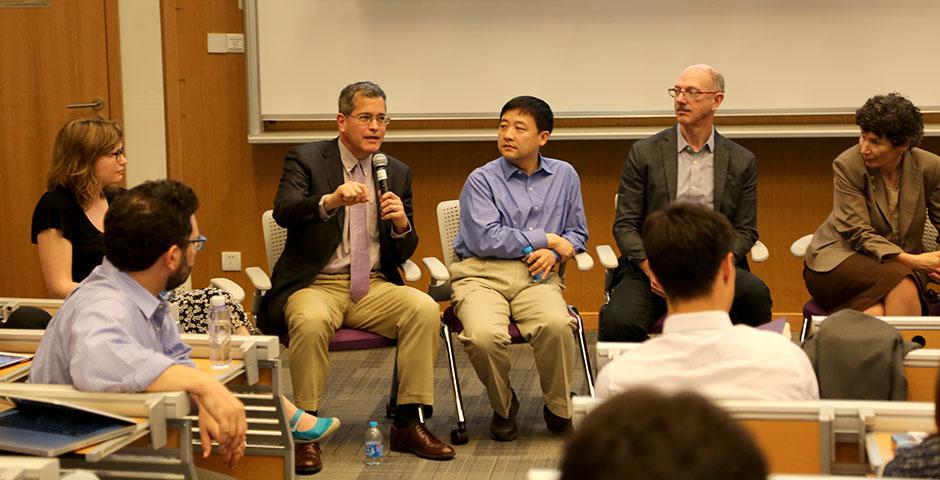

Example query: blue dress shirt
[454,156,588,259]
[30,259,194,392]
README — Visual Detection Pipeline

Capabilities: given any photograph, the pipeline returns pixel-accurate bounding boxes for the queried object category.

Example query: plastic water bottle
[207,295,232,370]
[522,245,542,283]
[364,421,384,465]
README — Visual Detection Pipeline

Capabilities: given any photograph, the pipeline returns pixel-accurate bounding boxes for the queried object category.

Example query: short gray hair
[338,81,386,115]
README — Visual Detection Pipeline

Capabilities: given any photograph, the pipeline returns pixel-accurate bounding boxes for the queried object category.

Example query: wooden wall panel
[160,3,940,320]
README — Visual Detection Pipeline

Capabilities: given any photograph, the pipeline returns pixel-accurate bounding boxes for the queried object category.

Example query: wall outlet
[221,251,241,271]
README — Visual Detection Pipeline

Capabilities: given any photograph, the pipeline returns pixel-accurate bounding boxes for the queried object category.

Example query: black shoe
[489,390,519,442]
[543,405,572,434]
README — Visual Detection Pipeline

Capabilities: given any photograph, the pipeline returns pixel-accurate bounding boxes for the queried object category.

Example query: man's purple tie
[349,163,370,302]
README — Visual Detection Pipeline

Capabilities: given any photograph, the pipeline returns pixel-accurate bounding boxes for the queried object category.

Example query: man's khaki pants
[284,273,441,411]
[450,257,576,418]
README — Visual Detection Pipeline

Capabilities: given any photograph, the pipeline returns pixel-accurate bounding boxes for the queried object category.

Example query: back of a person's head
[104,180,198,272]
[642,202,735,301]
[560,388,767,480]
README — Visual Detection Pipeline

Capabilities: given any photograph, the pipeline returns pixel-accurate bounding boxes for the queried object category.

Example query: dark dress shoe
[295,441,322,475]
[389,421,456,460]
[543,405,572,434]
[489,390,519,441]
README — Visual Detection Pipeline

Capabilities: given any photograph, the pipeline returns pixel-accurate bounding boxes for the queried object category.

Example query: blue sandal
[289,410,340,443]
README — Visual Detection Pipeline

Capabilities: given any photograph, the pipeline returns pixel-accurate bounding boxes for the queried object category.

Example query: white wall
[118,0,167,187]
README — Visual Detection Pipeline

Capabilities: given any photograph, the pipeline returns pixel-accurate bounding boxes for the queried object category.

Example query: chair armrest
[209,277,245,302]
[422,257,450,283]
[245,266,272,292]
[790,234,814,258]
[401,259,421,283]
[595,244,619,270]
[749,240,770,263]
[574,252,594,271]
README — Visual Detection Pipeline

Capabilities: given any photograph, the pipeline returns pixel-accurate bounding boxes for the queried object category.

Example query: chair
[244,210,428,416]
[791,218,940,341]
[594,194,770,334]
[421,199,597,445]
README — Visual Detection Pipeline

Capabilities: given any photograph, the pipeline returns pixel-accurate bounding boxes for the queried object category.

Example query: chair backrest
[261,210,288,272]
[925,220,938,251]
[436,200,461,267]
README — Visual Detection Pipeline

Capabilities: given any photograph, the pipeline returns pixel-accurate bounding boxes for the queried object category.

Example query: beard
[165,256,193,292]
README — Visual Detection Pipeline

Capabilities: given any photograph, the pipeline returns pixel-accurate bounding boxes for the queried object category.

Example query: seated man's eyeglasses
[188,235,207,251]
[667,87,722,99]
[347,113,391,126]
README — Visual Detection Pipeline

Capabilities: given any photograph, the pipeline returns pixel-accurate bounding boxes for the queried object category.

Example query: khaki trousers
[450,257,575,418]
[284,273,440,411]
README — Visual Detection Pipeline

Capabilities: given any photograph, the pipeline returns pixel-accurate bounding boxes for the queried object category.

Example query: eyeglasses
[667,87,722,99]
[188,234,207,251]
[109,147,125,160]
[346,113,391,126]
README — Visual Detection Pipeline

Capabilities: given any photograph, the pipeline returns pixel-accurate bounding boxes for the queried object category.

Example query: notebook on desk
[0,394,139,457]
[0,352,31,370]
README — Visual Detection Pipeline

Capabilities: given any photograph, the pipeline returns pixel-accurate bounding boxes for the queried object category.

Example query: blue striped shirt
[454,156,588,259]
[30,259,194,392]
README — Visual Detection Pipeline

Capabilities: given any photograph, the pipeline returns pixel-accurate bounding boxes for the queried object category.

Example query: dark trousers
[1,306,51,329]
[598,262,772,342]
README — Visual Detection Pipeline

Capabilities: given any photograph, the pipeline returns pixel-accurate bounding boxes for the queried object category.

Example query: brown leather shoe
[295,441,322,475]
[389,421,456,460]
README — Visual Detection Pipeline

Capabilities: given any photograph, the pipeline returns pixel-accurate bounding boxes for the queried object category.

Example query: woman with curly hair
[803,93,940,315]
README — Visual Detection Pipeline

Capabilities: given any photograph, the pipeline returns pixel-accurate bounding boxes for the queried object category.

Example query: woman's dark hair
[560,388,767,480]
[104,180,198,272]
[855,93,923,148]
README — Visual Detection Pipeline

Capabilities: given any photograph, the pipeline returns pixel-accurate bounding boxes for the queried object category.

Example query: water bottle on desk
[522,245,543,283]
[364,421,384,465]
[207,295,232,370]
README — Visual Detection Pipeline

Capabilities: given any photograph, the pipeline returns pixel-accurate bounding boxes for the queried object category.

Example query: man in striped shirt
[30,179,247,468]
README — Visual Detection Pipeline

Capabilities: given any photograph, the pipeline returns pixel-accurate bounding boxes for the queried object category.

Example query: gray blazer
[613,126,759,265]
[804,146,940,272]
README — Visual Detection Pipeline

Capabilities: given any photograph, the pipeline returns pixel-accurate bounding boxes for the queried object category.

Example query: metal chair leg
[569,306,595,397]
[440,322,469,445]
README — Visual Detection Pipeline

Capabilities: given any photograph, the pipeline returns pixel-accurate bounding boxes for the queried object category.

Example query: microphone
[373,153,389,194]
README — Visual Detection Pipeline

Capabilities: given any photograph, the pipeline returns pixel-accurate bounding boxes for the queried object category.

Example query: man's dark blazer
[612,126,758,276]
[257,138,418,336]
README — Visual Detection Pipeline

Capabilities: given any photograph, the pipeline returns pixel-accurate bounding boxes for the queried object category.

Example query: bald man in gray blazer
[600,65,772,342]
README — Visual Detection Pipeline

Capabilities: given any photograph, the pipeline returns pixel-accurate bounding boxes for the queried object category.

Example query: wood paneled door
[0,0,122,298]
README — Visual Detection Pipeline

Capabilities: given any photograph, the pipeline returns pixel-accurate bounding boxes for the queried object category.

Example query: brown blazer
[804,146,940,272]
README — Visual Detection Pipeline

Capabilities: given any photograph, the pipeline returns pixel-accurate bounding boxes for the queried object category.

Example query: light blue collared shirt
[30,259,194,392]
[454,155,588,259]
[676,125,716,208]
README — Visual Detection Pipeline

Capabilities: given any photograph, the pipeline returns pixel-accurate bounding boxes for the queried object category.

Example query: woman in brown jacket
[803,93,940,316]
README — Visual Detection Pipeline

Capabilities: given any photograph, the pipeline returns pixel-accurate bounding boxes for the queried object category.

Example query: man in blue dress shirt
[30,180,247,468]
[450,96,589,441]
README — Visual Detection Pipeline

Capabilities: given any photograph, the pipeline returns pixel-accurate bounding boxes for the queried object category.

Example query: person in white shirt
[596,202,819,401]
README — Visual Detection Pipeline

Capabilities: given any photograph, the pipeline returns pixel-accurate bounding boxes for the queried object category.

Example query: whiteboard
[247,0,940,125]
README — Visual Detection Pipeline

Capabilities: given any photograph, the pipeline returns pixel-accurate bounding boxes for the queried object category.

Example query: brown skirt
[803,253,926,314]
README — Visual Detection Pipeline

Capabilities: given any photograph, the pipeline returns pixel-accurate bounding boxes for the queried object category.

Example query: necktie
[349,163,370,302]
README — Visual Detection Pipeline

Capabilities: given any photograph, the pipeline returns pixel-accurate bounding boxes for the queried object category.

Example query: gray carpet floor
[284,331,597,479]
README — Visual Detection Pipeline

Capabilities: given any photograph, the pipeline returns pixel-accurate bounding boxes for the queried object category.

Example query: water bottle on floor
[207,295,232,370]
[364,421,383,465]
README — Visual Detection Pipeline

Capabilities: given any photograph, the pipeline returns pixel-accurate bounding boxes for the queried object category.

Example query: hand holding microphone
[374,153,409,233]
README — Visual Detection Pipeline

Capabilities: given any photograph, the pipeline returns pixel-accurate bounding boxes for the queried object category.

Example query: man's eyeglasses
[346,113,391,126]
[188,234,207,251]
[667,87,722,99]
[109,147,125,160]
